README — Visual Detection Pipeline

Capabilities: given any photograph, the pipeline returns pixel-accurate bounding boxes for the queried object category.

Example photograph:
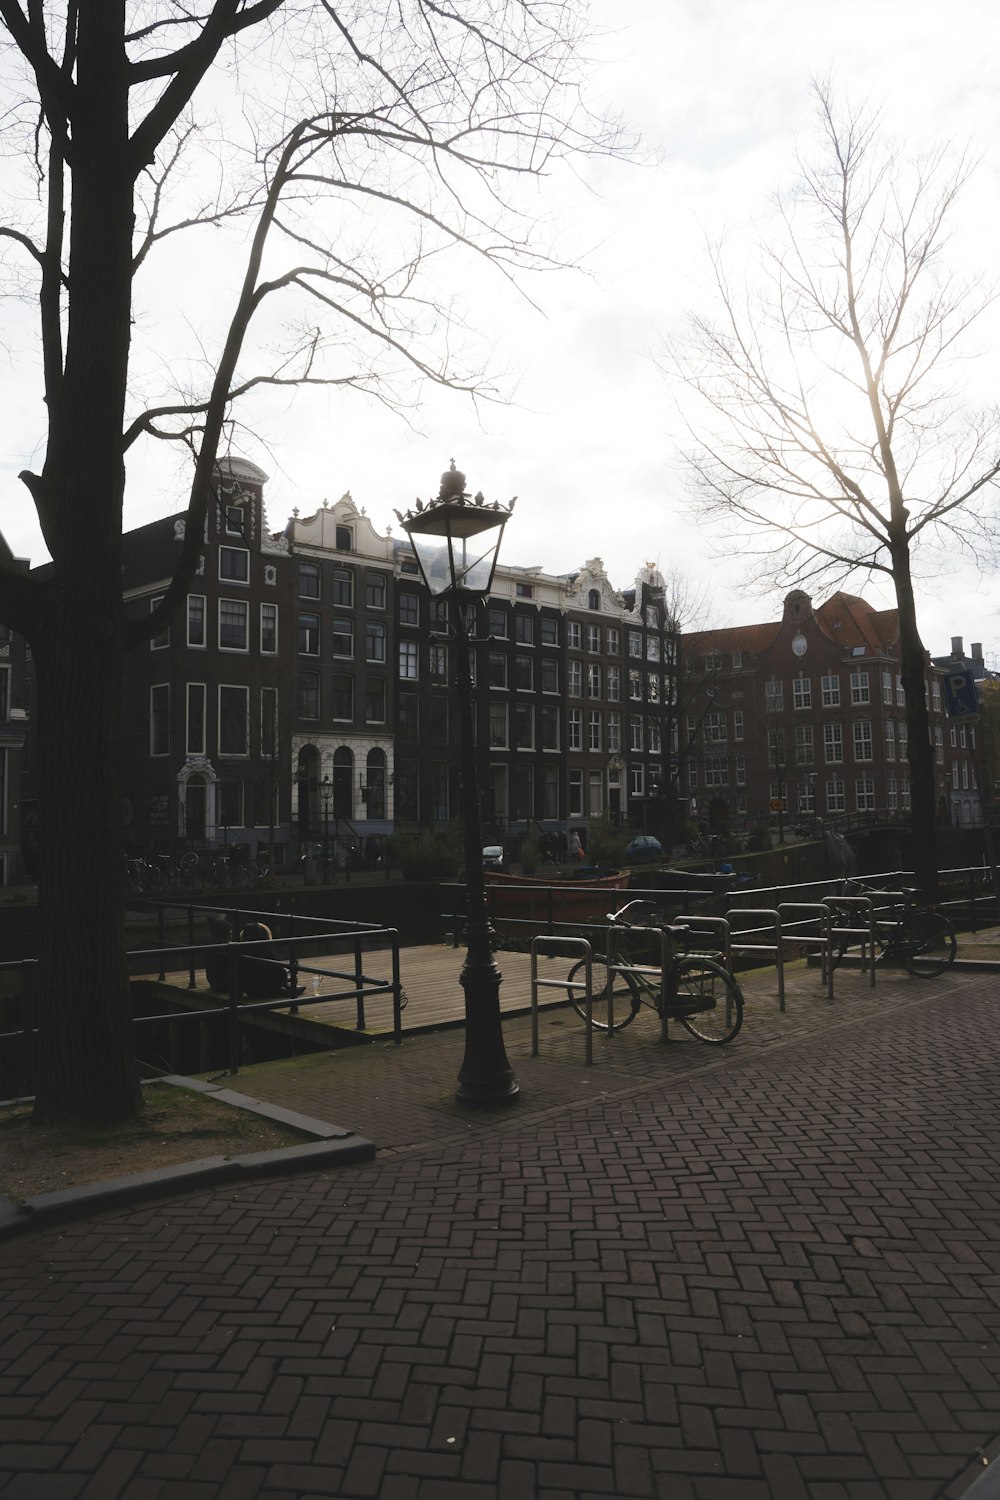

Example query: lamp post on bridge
[398,460,519,1108]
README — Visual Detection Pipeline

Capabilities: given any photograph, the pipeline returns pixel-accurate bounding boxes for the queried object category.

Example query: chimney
[972,642,983,661]
[951,636,964,658]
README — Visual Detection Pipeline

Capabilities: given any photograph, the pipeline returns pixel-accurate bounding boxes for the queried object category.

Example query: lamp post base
[455,935,520,1108]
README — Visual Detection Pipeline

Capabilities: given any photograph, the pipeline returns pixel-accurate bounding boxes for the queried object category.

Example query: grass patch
[0,1082,306,1204]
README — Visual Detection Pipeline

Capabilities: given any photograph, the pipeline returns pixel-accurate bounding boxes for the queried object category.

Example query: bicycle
[175,851,203,893]
[826,879,957,978]
[565,899,744,1044]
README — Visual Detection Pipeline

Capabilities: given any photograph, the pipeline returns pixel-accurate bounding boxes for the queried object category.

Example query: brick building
[682,589,955,836]
[930,637,996,828]
[24,462,987,873]
[116,458,297,862]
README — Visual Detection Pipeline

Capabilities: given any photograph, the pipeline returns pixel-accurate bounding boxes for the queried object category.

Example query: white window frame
[794,724,814,765]
[150,683,170,756]
[488,702,509,749]
[219,545,250,585]
[219,597,249,653]
[186,682,206,756]
[856,777,876,812]
[150,595,169,650]
[297,610,320,657]
[186,594,206,649]
[399,640,419,679]
[259,603,278,654]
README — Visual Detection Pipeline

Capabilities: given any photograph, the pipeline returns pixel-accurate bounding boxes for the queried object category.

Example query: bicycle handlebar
[606,901,690,936]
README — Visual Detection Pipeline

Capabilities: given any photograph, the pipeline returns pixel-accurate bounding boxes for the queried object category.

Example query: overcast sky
[3,0,1000,661]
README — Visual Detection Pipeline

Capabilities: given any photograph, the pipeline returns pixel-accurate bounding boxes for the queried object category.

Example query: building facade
[682,589,958,835]
[23,463,990,874]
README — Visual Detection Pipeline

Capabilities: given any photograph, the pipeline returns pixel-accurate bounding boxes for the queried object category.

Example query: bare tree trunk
[32,610,140,1123]
[893,546,938,897]
[30,12,141,1123]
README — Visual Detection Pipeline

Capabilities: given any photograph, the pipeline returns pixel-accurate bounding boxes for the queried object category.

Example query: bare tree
[0,0,625,1124]
[670,81,1000,894]
[647,567,720,849]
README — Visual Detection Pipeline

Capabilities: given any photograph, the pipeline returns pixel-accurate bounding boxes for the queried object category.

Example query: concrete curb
[952,1431,1000,1498]
[0,1074,375,1241]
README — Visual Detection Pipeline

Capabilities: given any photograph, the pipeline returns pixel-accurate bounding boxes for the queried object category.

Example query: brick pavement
[2,967,1000,1498]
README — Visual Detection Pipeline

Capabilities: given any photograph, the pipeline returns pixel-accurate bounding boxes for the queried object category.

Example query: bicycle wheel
[673,956,744,1044]
[897,909,957,977]
[566,957,640,1031]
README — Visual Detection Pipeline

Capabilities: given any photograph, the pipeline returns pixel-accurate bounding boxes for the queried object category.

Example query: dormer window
[588,589,600,610]
[335,524,353,552]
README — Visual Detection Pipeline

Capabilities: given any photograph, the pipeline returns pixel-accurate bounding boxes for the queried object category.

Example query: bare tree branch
[668,79,1000,895]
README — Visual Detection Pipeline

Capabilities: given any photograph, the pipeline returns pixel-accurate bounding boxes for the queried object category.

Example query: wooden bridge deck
[302,944,576,1036]
[144,943,580,1040]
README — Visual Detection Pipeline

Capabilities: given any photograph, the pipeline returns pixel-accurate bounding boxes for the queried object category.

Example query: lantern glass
[404,507,508,597]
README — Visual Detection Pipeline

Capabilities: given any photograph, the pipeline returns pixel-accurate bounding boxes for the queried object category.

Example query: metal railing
[0,904,404,1101]
[531,936,595,1064]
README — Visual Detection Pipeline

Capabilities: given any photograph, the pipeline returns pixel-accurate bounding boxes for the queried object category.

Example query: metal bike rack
[821,894,877,997]
[777,903,832,1012]
[606,922,675,1042]
[530,935,595,1065]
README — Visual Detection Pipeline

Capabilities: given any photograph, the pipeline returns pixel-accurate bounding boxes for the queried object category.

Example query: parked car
[482,844,505,871]
[624,835,664,865]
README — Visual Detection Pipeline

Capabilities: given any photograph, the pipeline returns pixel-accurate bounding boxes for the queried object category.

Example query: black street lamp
[398,460,519,1107]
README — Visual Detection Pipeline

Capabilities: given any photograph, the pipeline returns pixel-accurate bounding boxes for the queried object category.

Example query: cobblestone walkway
[2,968,1000,1498]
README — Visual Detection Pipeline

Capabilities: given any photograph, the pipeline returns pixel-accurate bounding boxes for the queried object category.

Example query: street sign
[942,668,979,718]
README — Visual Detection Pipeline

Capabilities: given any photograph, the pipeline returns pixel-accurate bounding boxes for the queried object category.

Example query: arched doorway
[333,747,354,820]
[183,776,207,843]
[296,745,320,837]
[366,748,386,819]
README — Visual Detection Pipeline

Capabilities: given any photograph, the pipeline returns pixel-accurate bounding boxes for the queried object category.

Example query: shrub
[387,823,464,881]
[587,813,627,870]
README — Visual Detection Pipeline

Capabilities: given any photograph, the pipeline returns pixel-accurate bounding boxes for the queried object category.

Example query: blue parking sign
[942,667,979,717]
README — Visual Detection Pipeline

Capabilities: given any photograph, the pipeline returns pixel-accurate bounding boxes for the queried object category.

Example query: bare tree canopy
[0,0,626,1124]
[666,81,999,894]
[670,81,1000,599]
